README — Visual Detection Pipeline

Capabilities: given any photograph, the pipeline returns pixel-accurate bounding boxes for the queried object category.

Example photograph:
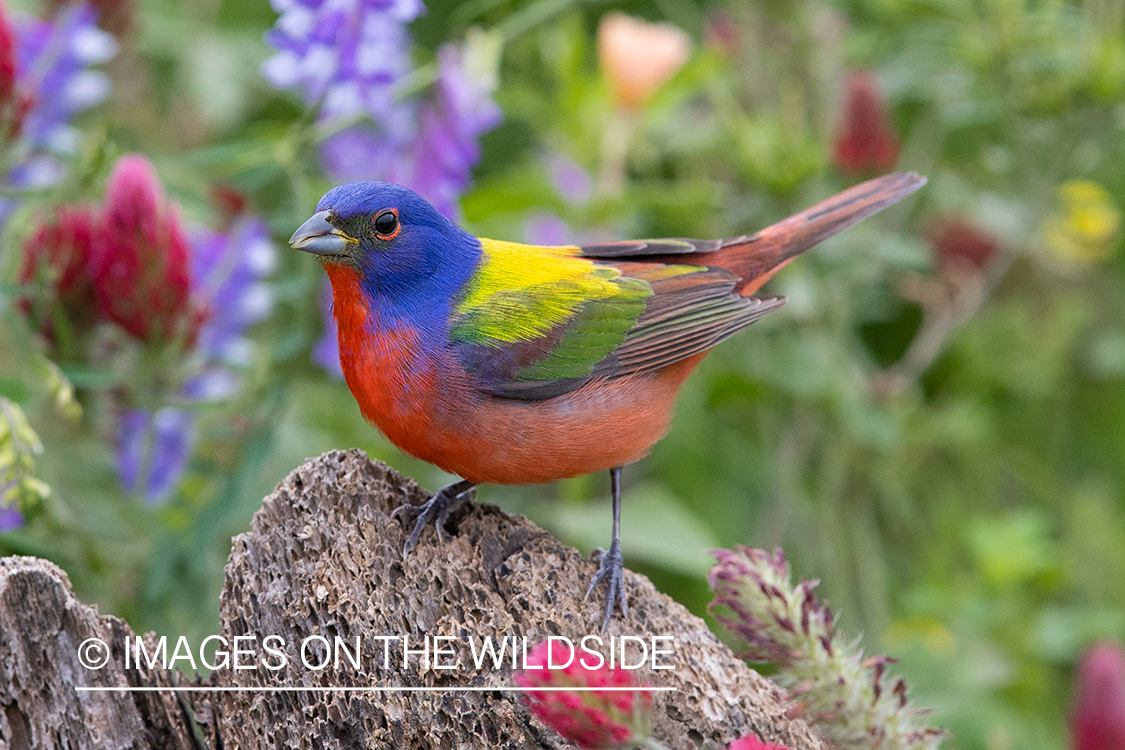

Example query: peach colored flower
[597,12,691,110]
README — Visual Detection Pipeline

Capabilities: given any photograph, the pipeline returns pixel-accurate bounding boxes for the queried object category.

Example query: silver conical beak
[289,210,353,256]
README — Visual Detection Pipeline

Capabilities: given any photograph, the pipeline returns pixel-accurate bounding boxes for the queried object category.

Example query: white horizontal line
[75,686,677,693]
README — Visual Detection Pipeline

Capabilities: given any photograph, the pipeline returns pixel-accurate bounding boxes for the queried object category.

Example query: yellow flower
[1043,181,1122,263]
[597,12,691,110]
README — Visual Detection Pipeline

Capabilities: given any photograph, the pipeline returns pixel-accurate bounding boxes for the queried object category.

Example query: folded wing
[450,239,784,400]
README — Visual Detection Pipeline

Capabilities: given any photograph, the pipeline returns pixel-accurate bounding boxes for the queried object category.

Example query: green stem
[596,108,637,197]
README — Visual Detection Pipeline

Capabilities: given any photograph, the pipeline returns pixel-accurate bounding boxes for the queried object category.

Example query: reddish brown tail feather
[715,172,927,296]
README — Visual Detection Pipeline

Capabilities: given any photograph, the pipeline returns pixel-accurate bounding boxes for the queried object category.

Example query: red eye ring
[372,208,400,240]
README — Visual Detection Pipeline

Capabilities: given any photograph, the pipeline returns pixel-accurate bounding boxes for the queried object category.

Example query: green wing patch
[450,239,785,400]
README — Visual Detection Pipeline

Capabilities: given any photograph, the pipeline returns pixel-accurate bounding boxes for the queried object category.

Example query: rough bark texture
[1,449,825,750]
[0,556,200,750]
[199,449,823,750]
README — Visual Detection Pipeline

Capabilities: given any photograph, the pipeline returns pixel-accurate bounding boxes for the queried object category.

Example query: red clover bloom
[926,216,1002,274]
[1070,642,1125,750]
[709,546,944,750]
[727,736,789,750]
[832,70,900,176]
[18,154,276,503]
[91,154,203,345]
[515,639,661,750]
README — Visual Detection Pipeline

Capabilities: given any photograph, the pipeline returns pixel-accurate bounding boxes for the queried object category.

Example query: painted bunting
[290,172,926,627]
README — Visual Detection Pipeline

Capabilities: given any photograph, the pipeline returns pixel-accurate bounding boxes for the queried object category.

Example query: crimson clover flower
[115,203,276,503]
[17,205,99,332]
[0,2,34,144]
[709,546,944,750]
[926,216,1002,274]
[18,154,276,503]
[832,70,900,176]
[91,154,205,345]
[1070,642,1125,750]
[727,736,790,750]
[514,639,661,750]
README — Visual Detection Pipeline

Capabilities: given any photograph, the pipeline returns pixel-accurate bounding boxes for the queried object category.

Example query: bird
[289,172,926,628]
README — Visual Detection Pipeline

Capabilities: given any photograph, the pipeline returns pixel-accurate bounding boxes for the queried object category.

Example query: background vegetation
[2,0,1124,748]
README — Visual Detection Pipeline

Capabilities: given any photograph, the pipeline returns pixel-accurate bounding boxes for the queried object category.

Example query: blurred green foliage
[2,0,1124,748]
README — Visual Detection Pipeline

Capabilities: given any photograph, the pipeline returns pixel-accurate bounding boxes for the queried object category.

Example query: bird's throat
[323,264,440,430]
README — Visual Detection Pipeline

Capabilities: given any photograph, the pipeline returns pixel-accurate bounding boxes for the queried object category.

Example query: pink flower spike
[515,639,657,749]
[1071,642,1125,750]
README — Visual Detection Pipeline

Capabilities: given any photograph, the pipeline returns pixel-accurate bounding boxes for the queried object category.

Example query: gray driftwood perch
[1,448,824,750]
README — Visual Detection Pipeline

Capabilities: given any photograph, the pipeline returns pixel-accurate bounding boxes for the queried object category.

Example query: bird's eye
[373,209,400,240]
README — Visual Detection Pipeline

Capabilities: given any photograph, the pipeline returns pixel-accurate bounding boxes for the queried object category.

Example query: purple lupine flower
[0,506,23,532]
[523,212,572,246]
[190,216,277,367]
[263,3,503,373]
[0,4,114,223]
[387,40,502,218]
[261,0,422,182]
[16,4,115,155]
[117,407,194,503]
[312,277,343,377]
[545,151,592,205]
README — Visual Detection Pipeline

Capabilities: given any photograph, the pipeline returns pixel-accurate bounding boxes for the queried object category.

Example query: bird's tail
[716,172,927,296]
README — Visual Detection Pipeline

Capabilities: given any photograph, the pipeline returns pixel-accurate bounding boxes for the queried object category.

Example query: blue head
[290,182,482,321]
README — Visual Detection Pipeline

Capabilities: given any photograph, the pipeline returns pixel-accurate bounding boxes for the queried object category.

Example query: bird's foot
[585,539,627,632]
[391,480,475,558]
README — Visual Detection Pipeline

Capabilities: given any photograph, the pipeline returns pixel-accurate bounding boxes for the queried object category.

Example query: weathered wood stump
[1,449,824,750]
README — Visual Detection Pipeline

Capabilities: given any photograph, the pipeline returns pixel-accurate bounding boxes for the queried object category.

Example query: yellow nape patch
[454,238,622,345]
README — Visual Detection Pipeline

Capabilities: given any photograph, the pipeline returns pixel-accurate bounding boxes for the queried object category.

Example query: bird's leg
[392,479,477,558]
[585,466,627,631]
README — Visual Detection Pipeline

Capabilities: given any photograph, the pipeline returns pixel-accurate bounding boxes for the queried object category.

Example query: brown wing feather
[587,262,785,379]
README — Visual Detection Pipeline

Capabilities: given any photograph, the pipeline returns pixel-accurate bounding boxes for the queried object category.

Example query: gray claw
[585,539,627,632]
[392,482,475,559]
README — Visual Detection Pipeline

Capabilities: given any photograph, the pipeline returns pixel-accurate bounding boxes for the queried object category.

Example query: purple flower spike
[545,152,592,205]
[262,0,422,169]
[117,407,195,504]
[388,40,502,218]
[0,506,23,532]
[313,277,344,378]
[16,4,115,156]
[263,4,504,370]
[523,212,572,246]
[1,3,114,225]
[191,216,277,367]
